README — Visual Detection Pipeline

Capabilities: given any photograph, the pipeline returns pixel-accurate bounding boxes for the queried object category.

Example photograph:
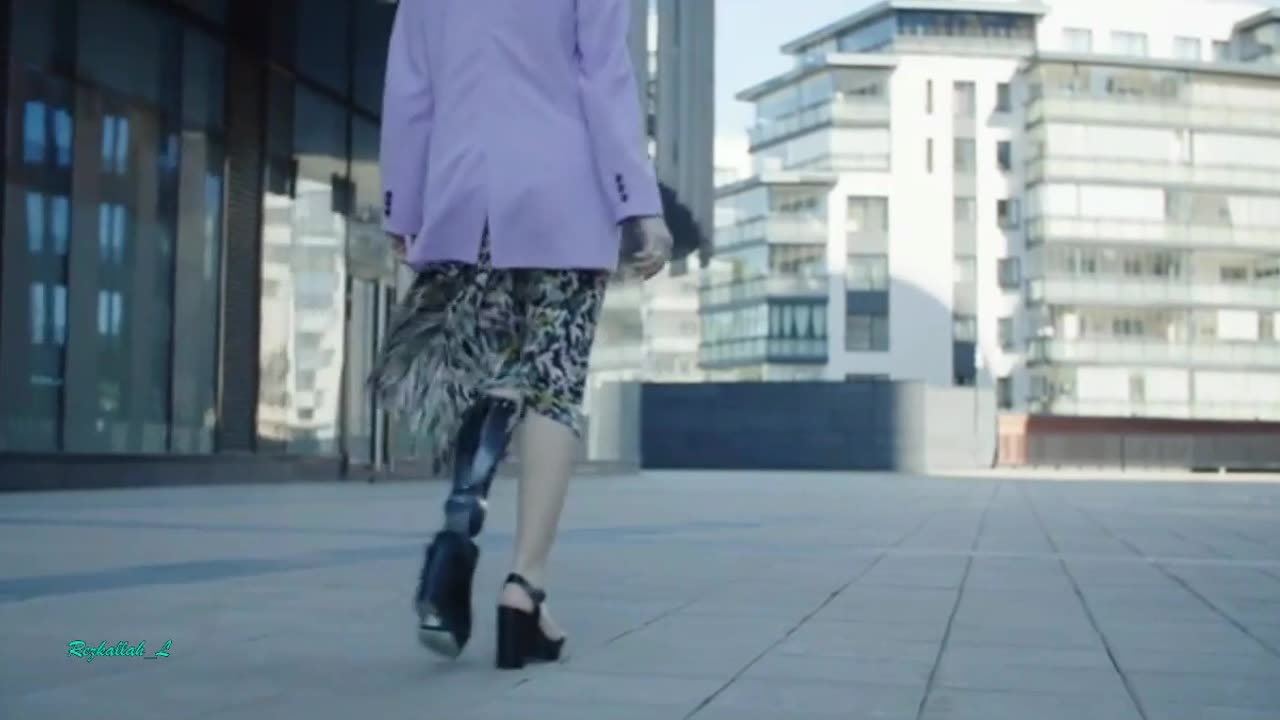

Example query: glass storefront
[1,0,226,453]
[255,0,398,462]
[0,0,400,463]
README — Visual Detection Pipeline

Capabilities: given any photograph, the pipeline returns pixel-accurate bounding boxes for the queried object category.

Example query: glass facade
[818,9,1036,55]
[0,0,400,461]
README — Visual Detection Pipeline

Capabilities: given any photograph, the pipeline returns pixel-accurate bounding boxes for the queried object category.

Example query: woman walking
[369,0,672,669]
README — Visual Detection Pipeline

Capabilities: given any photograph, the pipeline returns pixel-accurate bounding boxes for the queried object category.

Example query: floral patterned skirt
[367,231,607,474]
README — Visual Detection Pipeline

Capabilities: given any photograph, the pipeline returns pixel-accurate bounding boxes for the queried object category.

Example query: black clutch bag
[618,182,706,268]
[658,182,704,263]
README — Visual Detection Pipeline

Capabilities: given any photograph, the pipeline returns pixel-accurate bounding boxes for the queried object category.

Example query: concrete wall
[619,380,995,472]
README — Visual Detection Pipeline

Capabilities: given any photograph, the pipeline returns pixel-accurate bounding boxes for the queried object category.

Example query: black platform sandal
[495,573,566,669]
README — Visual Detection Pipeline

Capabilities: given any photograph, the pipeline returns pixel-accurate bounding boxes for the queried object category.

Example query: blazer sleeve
[380,0,433,237]
[575,0,662,224]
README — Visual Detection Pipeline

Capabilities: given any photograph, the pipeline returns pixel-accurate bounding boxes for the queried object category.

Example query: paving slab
[2,470,1279,719]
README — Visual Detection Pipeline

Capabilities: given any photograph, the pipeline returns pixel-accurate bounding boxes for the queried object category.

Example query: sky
[714,0,870,138]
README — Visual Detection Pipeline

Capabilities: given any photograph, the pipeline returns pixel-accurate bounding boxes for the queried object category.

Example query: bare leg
[499,409,575,640]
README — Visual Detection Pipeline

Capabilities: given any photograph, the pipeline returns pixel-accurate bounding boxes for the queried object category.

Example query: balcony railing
[714,216,827,251]
[1027,155,1280,191]
[590,336,645,360]
[1028,338,1280,368]
[698,337,828,367]
[1039,276,1280,309]
[780,153,892,173]
[699,274,828,307]
[1028,398,1280,421]
[748,99,890,148]
[1026,216,1280,252]
[1028,96,1280,134]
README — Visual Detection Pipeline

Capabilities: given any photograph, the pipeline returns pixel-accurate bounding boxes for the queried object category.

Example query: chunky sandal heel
[495,605,536,669]
[494,573,566,669]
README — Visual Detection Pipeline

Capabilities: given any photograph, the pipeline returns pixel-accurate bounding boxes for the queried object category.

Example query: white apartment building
[704,0,1280,421]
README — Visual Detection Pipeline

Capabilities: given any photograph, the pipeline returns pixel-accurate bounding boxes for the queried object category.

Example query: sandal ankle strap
[504,573,546,605]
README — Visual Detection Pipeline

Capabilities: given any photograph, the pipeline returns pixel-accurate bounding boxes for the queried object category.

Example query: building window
[953,81,976,117]
[954,256,976,284]
[954,139,976,174]
[846,313,889,352]
[1173,36,1202,61]
[998,258,1021,289]
[954,197,976,223]
[1063,27,1093,52]
[997,377,1013,409]
[846,196,889,234]
[998,317,1015,350]
[996,141,1012,172]
[953,314,977,342]
[926,138,934,173]
[997,198,1020,228]
[1128,372,1146,404]
[995,82,1012,113]
[1220,266,1249,284]
[770,243,827,275]
[1111,31,1149,57]
[1213,40,1231,61]
[847,254,889,291]
[926,79,933,113]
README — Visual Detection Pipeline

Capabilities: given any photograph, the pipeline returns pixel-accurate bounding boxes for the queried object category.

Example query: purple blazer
[380,0,662,272]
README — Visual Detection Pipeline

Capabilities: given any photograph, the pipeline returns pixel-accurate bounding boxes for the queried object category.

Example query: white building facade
[704,0,1280,422]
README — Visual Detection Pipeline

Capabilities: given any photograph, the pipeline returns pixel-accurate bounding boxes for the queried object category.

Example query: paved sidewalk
[2,471,1278,719]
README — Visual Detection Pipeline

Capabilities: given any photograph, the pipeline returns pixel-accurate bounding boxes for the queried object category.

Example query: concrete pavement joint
[1158,565,1280,659]
[912,480,998,720]
[597,595,708,648]
[681,551,891,720]
[682,494,956,720]
[1072,499,1280,660]
[1020,482,1151,720]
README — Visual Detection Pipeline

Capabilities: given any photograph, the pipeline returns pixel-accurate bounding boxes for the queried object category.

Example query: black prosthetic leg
[415,395,523,657]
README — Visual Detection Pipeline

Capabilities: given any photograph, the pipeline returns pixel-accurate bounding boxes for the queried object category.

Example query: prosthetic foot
[415,395,522,657]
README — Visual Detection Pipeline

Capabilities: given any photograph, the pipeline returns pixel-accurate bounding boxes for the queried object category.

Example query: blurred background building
[0,0,714,488]
[584,0,715,436]
[706,0,1280,425]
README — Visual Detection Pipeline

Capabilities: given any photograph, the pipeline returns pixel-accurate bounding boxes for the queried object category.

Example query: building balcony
[1027,155,1280,192]
[698,337,828,368]
[748,99,890,149]
[1026,216,1280,252]
[590,341,645,371]
[1027,338,1280,368]
[1027,97,1280,134]
[699,274,828,308]
[893,34,1034,57]
[714,216,827,251]
[780,152,892,173]
[1035,276,1280,310]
